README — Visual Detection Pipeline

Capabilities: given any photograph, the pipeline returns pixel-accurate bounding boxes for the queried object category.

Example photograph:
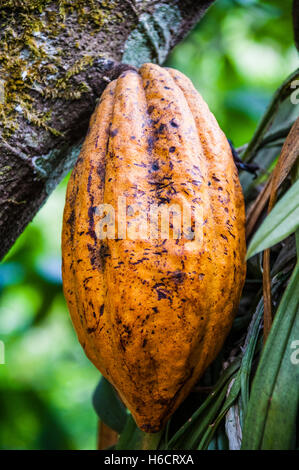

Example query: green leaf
[92,376,127,434]
[197,373,242,449]
[239,299,263,417]
[247,179,299,259]
[242,263,299,449]
[239,274,287,419]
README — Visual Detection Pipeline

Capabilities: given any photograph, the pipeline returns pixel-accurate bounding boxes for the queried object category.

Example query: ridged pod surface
[62,63,246,433]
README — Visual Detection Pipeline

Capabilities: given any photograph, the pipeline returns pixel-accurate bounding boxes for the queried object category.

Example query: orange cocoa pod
[62,63,246,433]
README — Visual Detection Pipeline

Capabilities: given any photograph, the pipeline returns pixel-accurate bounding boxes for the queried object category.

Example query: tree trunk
[0,0,215,259]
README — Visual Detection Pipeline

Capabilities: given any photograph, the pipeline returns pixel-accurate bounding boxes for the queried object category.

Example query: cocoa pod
[62,63,246,433]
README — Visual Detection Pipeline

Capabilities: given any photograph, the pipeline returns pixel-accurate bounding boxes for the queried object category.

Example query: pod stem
[137,431,163,450]
[116,414,163,450]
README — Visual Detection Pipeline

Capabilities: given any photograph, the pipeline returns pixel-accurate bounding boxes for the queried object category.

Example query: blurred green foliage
[0,0,297,450]
[166,0,297,146]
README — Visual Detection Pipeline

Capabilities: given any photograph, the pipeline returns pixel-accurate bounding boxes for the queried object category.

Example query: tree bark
[0,0,215,259]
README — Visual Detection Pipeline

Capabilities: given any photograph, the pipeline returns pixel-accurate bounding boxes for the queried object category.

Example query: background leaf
[241,263,299,449]
[92,377,127,434]
[247,179,299,258]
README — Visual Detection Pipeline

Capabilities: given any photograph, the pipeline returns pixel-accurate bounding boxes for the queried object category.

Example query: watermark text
[94,197,204,242]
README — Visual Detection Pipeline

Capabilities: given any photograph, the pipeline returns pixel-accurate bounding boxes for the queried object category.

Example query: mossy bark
[0,0,215,259]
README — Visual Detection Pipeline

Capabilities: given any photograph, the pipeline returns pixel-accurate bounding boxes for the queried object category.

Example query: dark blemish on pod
[131,257,149,265]
[212,176,220,182]
[119,337,126,352]
[221,234,228,241]
[83,276,92,287]
[151,161,159,171]
[123,324,132,336]
[97,161,106,185]
[88,243,110,271]
[170,118,179,128]
[169,146,176,153]
[87,327,96,334]
[151,117,160,126]
[193,165,202,174]
[158,123,166,134]
[99,304,104,316]
[153,283,170,301]
[152,307,158,313]
[168,270,186,284]
[134,162,147,168]
[87,204,97,241]
[65,217,75,245]
[110,128,118,137]
[87,172,92,192]
[147,135,155,153]
[148,105,154,114]
[66,209,75,241]
[83,276,92,290]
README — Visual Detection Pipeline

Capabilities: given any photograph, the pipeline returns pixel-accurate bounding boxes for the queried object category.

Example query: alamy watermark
[290,80,299,105]
[290,340,299,365]
[0,340,5,365]
[94,197,204,241]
